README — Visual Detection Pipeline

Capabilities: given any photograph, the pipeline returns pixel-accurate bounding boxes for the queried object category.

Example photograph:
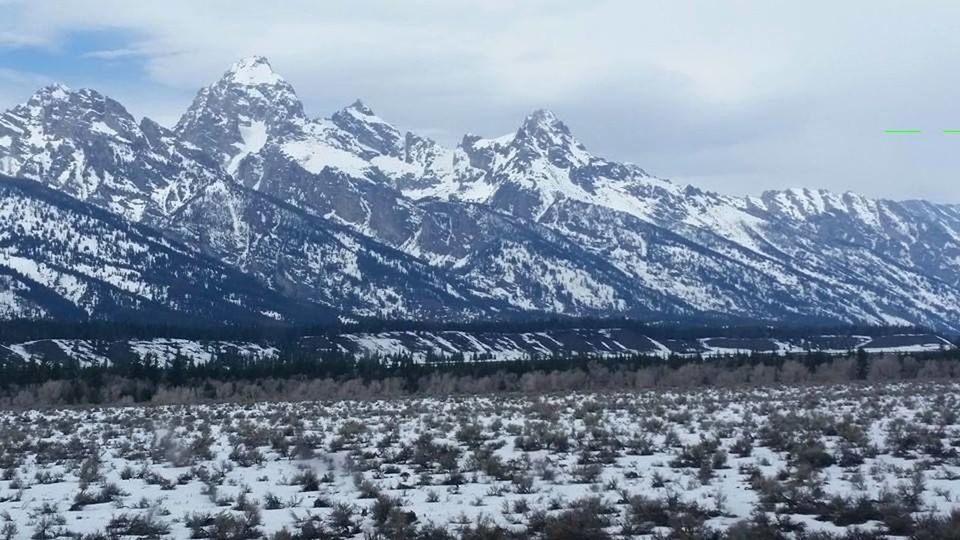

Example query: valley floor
[1,382,959,538]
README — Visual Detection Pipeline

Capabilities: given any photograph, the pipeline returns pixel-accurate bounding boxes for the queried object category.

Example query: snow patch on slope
[227,119,267,174]
[282,137,371,177]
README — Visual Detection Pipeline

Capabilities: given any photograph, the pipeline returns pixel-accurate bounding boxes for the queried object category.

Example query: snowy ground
[1,383,959,538]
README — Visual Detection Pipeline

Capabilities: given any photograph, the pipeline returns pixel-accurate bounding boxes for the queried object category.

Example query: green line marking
[945,129,960,133]
[884,129,922,133]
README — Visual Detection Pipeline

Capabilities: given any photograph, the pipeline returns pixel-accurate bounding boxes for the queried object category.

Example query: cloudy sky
[1,0,958,203]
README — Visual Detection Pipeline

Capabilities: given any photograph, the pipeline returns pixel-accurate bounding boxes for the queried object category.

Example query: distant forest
[0,316,946,344]
[0,317,957,408]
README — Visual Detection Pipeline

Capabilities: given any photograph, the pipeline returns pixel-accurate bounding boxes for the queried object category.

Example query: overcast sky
[1,0,958,203]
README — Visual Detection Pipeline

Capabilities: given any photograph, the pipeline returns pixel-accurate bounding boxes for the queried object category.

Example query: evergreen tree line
[1,345,959,409]
[0,317,943,344]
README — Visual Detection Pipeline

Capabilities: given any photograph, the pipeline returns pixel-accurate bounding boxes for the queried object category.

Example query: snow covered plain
[1,383,959,538]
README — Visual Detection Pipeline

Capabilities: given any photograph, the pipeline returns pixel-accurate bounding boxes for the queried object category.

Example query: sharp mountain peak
[523,108,562,126]
[343,99,377,117]
[30,83,73,101]
[517,107,577,141]
[223,55,285,86]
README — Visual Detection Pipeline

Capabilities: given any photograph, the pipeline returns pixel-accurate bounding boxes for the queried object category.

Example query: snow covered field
[1,383,959,538]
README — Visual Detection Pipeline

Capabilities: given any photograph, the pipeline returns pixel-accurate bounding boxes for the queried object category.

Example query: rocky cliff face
[0,175,329,324]
[0,84,221,223]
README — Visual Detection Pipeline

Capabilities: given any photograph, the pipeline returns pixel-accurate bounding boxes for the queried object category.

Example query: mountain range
[1,56,958,330]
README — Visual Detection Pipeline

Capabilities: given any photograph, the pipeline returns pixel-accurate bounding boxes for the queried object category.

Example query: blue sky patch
[1,29,145,88]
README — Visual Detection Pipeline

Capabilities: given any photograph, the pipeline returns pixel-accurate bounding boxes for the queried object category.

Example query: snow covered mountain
[162,178,512,319]
[0,175,331,324]
[166,58,674,316]
[0,84,221,223]
[1,55,958,330]
[175,56,306,176]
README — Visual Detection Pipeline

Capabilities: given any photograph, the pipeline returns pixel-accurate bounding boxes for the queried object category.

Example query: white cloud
[81,47,151,60]
[1,0,959,202]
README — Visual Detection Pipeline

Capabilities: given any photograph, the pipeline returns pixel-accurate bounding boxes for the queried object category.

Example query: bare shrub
[186,510,262,539]
[104,511,170,539]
